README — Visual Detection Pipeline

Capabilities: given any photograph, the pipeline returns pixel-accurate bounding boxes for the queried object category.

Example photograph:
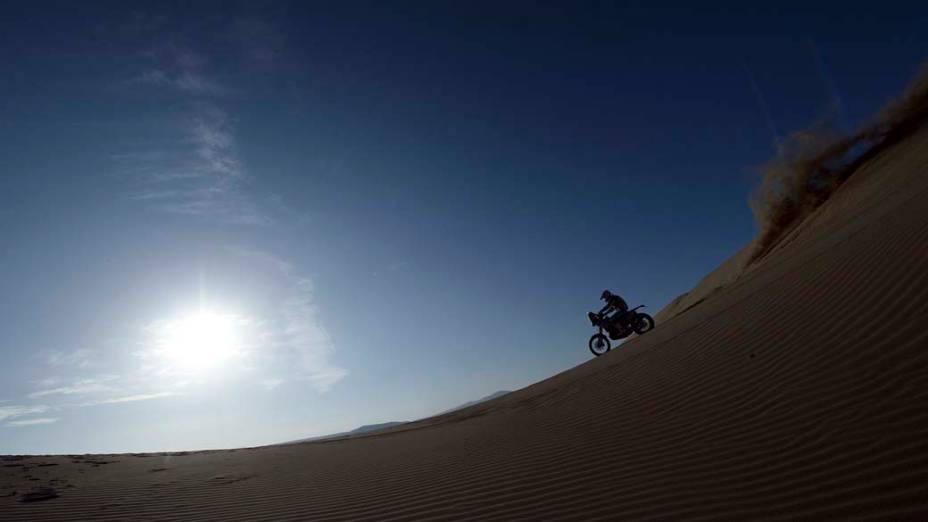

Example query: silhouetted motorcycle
[587,305,655,356]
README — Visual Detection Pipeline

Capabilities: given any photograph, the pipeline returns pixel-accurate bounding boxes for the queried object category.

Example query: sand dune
[4,122,928,520]
[654,243,752,325]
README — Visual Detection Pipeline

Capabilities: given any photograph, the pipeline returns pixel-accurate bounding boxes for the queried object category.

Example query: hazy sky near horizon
[2,1,926,454]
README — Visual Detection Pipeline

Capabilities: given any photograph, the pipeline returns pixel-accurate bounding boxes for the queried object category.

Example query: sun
[157,311,241,370]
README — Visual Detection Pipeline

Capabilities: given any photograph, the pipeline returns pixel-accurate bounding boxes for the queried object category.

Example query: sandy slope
[4,128,928,520]
[654,243,752,325]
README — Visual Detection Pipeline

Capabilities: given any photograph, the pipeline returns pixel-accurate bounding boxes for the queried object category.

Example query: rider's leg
[608,313,625,336]
[617,306,630,326]
[612,309,634,334]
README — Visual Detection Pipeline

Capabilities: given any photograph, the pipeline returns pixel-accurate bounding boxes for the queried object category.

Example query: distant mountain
[281,390,512,445]
[440,390,511,414]
[281,421,408,445]
[348,421,406,435]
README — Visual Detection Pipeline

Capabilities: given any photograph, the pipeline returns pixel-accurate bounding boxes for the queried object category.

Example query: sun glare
[157,311,242,370]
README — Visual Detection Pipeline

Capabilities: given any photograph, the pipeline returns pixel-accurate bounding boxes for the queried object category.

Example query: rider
[598,290,629,333]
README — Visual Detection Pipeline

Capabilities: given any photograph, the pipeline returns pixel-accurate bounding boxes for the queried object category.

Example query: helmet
[600,290,613,301]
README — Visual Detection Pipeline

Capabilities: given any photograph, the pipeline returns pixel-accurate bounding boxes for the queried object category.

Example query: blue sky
[1,2,925,454]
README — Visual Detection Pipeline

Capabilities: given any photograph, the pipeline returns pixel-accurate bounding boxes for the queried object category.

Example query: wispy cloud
[7,418,59,427]
[117,38,271,224]
[87,392,178,406]
[280,277,348,392]
[128,46,226,95]
[0,405,49,423]
[230,248,348,392]
[43,348,97,368]
[132,181,270,225]
[29,379,112,399]
[188,103,241,177]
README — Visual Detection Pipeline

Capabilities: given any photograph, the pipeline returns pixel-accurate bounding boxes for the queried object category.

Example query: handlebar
[589,305,646,325]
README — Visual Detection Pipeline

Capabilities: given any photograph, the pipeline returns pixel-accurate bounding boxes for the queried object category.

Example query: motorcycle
[587,305,655,356]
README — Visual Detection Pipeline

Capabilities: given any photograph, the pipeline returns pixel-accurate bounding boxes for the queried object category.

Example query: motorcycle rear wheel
[632,313,655,335]
[589,333,611,356]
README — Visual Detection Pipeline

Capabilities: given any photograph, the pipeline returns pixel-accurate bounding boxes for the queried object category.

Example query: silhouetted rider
[599,290,629,331]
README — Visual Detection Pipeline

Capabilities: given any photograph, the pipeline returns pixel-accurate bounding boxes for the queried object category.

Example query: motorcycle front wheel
[632,313,655,335]
[589,333,611,356]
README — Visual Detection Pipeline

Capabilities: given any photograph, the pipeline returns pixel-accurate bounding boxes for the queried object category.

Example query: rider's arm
[598,304,614,315]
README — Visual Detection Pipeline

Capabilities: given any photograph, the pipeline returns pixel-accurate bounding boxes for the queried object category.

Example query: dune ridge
[750,62,928,265]
[659,64,928,325]
[4,98,928,521]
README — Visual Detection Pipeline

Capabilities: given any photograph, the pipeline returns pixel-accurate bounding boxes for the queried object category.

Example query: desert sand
[4,119,928,521]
